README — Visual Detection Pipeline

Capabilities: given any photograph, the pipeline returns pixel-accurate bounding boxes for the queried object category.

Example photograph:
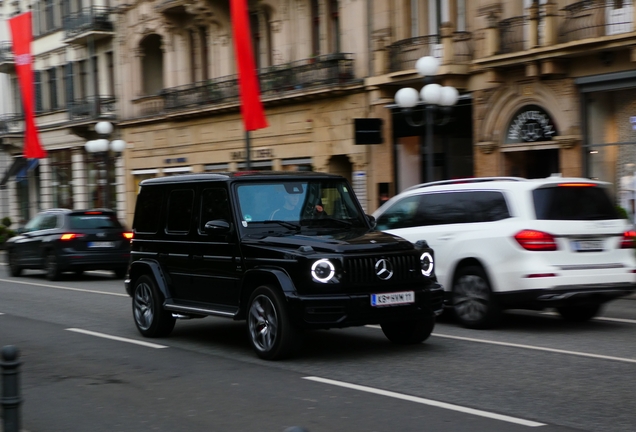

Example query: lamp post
[394,56,459,183]
[84,121,126,209]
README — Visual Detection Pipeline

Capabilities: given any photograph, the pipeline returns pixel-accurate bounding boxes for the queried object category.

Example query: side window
[376,195,421,230]
[133,187,163,234]
[166,189,194,234]
[41,214,58,230]
[417,193,467,226]
[24,214,46,231]
[200,188,231,232]
[466,191,511,222]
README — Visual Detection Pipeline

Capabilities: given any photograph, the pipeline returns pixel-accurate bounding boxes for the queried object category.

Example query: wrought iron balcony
[68,96,117,121]
[499,16,527,54]
[161,53,357,112]
[0,114,24,136]
[63,6,114,44]
[388,35,440,73]
[0,42,14,73]
[559,0,633,43]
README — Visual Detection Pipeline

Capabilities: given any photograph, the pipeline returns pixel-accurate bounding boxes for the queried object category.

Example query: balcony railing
[161,53,357,112]
[388,35,440,72]
[0,114,24,135]
[452,32,474,63]
[559,0,633,43]
[68,96,117,121]
[499,16,527,54]
[63,6,114,41]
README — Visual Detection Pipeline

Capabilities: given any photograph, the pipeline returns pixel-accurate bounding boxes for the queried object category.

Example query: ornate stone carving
[477,141,498,154]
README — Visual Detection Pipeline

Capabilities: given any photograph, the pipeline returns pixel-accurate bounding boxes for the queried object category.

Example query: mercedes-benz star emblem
[375,259,393,280]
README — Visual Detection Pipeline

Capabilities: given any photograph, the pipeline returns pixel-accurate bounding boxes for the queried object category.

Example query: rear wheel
[247,285,302,360]
[557,303,602,322]
[45,251,62,281]
[381,315,435,344]
[132,275,175,337]
[452,265,501,329]
[7,251,21,277]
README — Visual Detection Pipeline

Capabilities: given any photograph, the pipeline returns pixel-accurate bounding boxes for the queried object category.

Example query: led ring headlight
[420,252,434,276]
[311,259,335,283]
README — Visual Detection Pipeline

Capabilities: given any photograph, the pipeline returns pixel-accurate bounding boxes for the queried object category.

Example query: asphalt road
[1,264,635,432]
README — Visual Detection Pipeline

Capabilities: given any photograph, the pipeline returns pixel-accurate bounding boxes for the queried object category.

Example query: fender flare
[127,259,172,299]
[238,267,297,317]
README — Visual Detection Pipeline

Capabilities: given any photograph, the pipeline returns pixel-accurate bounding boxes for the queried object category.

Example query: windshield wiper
[303,217,353,227]
[262,220,302,231]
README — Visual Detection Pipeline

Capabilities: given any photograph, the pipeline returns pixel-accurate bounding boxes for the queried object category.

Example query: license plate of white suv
[371,291,414,307]
[571,239,604,252]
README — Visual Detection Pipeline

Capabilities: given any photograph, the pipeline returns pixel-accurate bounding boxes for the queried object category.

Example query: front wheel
[452,265,501,329]
[381,315,435,344]
[132,275,175,337]
[557,303,602,322]
[7,251,21,277]
[247,285,302,360]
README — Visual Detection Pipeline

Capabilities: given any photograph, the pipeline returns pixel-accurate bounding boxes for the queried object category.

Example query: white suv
[372,176,636,329]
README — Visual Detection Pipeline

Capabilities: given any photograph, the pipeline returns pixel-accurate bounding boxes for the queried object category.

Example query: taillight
[620,230,636,249]
[123,232,133,240]
[514,230,557,251]
[60,233,85,241]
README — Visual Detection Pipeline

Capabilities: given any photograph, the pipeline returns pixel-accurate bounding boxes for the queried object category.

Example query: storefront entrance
[504,148,560,179]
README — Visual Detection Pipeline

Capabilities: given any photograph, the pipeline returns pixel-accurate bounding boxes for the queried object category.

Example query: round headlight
[311,259,335,283]
[420,252,434,277]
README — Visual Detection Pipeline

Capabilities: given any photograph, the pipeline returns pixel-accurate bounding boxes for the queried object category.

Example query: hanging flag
[230,0,268,131]
[9,12,47,159]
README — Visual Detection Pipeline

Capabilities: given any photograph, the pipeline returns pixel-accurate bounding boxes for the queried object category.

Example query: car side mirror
[366,214,377,229]
[204,220,232,234]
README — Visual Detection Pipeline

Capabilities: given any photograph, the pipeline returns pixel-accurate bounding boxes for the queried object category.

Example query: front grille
[344,254,420,285]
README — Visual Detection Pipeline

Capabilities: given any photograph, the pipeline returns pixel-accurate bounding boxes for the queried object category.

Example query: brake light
[514,230,558,251]
[620,230,636,249]
[558,183,595,187]
[123,232,133,240]
[60,233,85,241]
[85,211,103,214]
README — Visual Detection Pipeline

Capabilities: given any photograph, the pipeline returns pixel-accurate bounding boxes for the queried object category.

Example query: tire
[7,250,22,277]
[557,303,602,322]
[247,285,302,360]
[452,265,501,329]
[381,315,435,344]
[45,251,62,281]
[132,275,175,338]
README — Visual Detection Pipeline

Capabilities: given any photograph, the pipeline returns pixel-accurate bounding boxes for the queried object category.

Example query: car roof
[139,171,346,186]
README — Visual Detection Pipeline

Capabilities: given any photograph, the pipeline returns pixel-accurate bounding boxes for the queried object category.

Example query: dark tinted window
[376,196,421,230]
[69,214,121,229]
[200,188,231,232]
[417,193,467,225]
[133,187,163,233]
[167,189,194,233]
[466,191,511,222]
[533,185,619,220]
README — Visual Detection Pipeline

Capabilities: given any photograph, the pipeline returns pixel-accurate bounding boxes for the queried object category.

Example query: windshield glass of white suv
[237,180,363,226]
[533,185,620,220]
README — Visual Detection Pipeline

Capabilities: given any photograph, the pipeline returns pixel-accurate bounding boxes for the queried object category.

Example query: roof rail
[404,177,527,191]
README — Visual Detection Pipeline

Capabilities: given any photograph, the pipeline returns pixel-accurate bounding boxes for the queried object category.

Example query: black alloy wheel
[452,265,501,329]
[132,275,175,338]
[7,251,21,277]
[381,315,435,344]
[45,251,62,281]
[247,285,302,360]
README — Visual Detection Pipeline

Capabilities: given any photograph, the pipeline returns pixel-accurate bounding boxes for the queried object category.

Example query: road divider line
[433,333,636,364]
[0,278,128,297]
[303,376,545,427]
[540,311,636,325]
[66,328,168,349]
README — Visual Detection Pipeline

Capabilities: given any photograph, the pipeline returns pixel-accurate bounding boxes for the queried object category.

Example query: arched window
[140,34,164,95]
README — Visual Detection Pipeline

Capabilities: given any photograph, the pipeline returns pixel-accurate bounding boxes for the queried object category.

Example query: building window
[199,27,209,81]
[311,0,320,56]
[49,149,74,209]
[48,68,58,110]
[106,52,115,97]
[328,0,340,53]
[140,34,164,95]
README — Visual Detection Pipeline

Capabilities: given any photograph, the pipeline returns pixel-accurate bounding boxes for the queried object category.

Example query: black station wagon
[126,172,443,359]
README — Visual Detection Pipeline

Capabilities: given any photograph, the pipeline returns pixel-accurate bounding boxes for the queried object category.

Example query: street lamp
[84,121,126,209]
[394,56,459,183]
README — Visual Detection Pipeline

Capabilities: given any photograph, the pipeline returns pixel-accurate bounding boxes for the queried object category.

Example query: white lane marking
[433,333,636,364]
[66,328,168,349]
[0,278,128,297]
[303,376,545,427]
[540,311,636,325]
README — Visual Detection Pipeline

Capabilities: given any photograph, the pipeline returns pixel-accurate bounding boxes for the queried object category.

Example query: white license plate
[371,291,415,307]
[571,239,604,252]
[89,241,115,248]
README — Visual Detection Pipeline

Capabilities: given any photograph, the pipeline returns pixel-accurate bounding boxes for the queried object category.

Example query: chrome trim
[164,303,237,317]
[558,263,625,270]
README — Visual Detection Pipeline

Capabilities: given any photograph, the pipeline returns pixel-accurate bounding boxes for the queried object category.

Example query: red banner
[230,0,268,131]
[9,12,47,159]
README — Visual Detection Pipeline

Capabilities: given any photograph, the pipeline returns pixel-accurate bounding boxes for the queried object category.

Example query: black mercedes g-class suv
[126,172,443,359]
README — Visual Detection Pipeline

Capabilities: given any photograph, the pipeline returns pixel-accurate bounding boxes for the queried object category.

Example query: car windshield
[236,180,365,229]
[532,184,620,221]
